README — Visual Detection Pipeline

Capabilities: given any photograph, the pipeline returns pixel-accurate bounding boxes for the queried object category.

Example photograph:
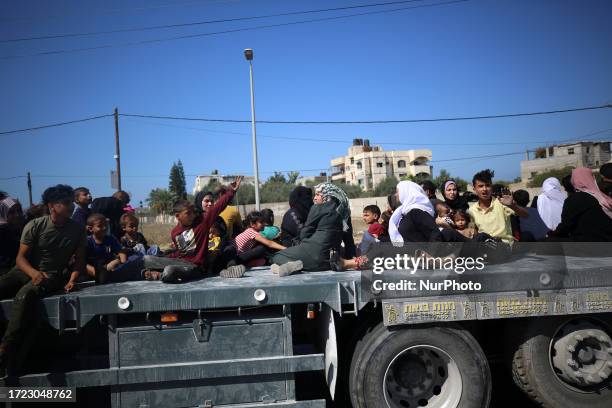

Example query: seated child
[86,214,142,283]
[435,202,454,229]
[358,205,381,255]
[119,213,159,256]
[233,211,286,267]
[452,209,478,239]
[260,209,280,240]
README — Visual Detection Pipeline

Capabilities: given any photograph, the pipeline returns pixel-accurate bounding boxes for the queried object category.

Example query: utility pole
[27,172,32,206]
[244,49,260,210]
[114,108,122,191]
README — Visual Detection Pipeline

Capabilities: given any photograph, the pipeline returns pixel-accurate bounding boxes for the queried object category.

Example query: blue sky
[1,0,611,205]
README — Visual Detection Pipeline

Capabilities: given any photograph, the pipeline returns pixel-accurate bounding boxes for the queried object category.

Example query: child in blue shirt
[260,209,280,240]
[86,214,142,283]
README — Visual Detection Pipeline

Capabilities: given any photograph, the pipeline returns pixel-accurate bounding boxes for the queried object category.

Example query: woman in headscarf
[0,197,25,274]
[551,168,612,241]
[441,180,469,212]
[280,186,313,247]
[389,180,441,243]
[537,177,566,231]
[271,182,350,275]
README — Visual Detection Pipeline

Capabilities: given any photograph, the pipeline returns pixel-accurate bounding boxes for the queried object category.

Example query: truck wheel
[349,323,491,408]
[512,316,612,408]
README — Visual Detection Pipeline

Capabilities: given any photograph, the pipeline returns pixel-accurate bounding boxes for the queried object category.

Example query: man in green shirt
[0,185,86,376]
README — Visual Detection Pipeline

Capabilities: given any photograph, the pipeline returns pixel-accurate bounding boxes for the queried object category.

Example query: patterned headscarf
[0,197,18,225]
[314,182,351,232]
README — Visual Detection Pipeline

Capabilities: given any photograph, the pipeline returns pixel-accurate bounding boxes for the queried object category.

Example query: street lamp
[244,48,261,210]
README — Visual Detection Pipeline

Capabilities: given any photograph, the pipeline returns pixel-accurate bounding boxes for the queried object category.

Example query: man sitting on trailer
[0,185,87,377]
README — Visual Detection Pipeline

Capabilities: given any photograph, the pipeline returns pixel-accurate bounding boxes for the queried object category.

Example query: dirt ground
[140,217,370,247]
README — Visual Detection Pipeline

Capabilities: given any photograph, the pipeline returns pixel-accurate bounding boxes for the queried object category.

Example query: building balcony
[331,157,345,167]
[410,165,432,175]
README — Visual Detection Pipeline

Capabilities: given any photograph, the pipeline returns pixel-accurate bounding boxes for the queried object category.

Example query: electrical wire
[124,116,612,146]
[0,114,113,135]
[2,0,429,43]
[0,0,468,60]
[121,103,611,125]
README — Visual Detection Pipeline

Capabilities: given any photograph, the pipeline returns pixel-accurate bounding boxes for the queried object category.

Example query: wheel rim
[550,318,612,392]
[383,345,462,408]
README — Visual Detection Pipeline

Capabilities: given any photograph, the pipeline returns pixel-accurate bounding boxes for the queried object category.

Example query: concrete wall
[140,196,392,225]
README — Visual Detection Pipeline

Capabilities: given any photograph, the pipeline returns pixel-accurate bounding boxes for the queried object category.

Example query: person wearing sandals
[270,183,350,276]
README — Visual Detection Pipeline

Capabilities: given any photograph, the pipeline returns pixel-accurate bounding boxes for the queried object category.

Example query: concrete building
[295,173,328,186]
[520,141,611,182]
[330,139,432,191]
[193,170,255,194]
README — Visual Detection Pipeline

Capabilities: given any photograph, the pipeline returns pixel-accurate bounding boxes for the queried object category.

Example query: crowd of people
[0,163,611,375]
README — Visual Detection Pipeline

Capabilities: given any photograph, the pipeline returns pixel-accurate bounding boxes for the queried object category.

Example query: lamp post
[244,48,261,210]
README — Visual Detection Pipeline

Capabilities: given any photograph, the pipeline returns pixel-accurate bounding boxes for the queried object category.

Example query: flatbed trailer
[1,253,612,407]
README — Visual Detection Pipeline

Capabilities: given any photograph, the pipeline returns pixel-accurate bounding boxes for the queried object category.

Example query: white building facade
[520,141,611,182]
[193,171,255,194]
[330,139,432,191]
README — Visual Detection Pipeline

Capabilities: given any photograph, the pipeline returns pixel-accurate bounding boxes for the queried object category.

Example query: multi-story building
[330,139,432,191]
[295,173,328,186]
[193,170,255,194]
[520,141,611,182]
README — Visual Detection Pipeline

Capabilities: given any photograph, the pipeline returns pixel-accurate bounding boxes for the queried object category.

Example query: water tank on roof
[364,139,370,147]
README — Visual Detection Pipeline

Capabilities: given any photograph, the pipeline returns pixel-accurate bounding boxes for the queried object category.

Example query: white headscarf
[537,177,566,230]
[388,181,435,243]
[0,197,18,226]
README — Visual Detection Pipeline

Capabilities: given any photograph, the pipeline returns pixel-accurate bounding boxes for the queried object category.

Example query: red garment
[168,190,235,266]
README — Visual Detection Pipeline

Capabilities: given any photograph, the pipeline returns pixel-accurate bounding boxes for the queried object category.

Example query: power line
[2,0,429,43]
[0,0,468,60]
[0,176,26,180]
[121,103,612,125]
[125,116,612,146]
[0,0,229,23]
[0,114,113,136]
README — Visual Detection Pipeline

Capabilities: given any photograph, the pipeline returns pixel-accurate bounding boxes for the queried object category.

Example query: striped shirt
[233,228,259,253]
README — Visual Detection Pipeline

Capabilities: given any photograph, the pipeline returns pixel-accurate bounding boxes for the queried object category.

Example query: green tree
[287,171,300,184]
[235,183,256,204]
[433,169,469,192]
[169,160,187,199]
[268,171,287,184]
[527,167,574,188]
[401,173,430,185]
[147,188,174,214]
[373,177,399,197]
[331,181,363,199]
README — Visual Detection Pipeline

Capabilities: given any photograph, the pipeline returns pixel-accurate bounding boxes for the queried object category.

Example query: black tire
[349,322,491,408]
[511,316,612,408]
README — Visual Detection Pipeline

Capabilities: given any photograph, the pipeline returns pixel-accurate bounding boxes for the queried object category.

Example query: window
[568,148,574,155]
[357,161,363,170]
[350,158,355,164]
[596,161,600,166]
[397,160,406,168]
[531,172,537,178]
[548,146,554,157]
[358,179,363,185]
[586,146,590,154]
[376,162,383,168]
[399,173,407,178]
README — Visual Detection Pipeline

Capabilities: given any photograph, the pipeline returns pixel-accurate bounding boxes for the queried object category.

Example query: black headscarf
[193,190,228,243]
[194,191,213,213]
[441,180,468,212]
[289,186,313,222]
